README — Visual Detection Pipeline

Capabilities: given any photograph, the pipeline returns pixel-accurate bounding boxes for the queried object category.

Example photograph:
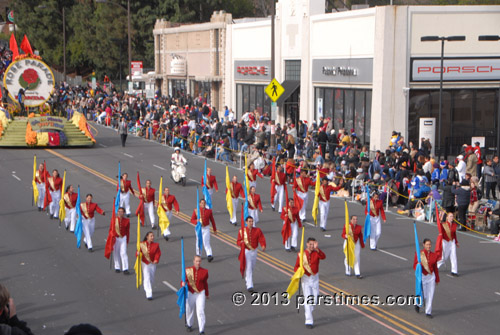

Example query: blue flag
[202,159,212,209]
[74,186,83,248]
[176,237,187,319]
[196,188,203,254]
[115,162,121,214]
[363,186,372,243]
[243,174,249,221]
[413,222,423,307]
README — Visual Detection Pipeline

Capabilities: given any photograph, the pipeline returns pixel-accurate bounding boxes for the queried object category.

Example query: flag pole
[297,277,301,314]
[345,200,350,273]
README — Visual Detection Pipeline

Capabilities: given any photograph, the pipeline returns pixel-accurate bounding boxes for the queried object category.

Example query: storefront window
[354,91,365,141]
[249,86,256,112]
[237,85,243,119]
[236,84,272,122]
[169,79,186,98]
[334,89,344,130]
[324,89,334,121]
[344,90,354,134]
[365,91,372,144]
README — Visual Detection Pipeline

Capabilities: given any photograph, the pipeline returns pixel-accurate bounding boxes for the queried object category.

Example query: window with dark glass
[285,60,301,81]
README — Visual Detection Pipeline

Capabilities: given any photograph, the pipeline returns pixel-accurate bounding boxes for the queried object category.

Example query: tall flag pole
[115,162,121,213]
[270,157,277,205]
[311,169,320,226]
[104,199,117,260]
[176,237,187,319]
[344,201,355,269]
[202,159,212,209]
[363,186,372,243]
[134,216,142,289]
[238,203,246,278]
[43,161,52,210]
[157,176,170,235]
[286,226,305,297]
[225,166,233,219]
[434,203,443,261]
[243,154,249,220]
[74,186,83,248]
[195,187,203,253]
[413,222,423,308]
[32,155,38,205]
[135,172,145,225]
[58,170,67,223]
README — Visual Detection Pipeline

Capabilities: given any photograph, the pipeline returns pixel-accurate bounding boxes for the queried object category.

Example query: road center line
[162,280,178,292]
[188,178,201,184]
[495,292,500,296]
[377,249,408,261]
[12,174,21,181]
[153,164,166,171]
[99,143,107,148]
[123,153,133,158]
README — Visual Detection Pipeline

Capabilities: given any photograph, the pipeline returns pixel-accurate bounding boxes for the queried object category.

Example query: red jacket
[137,241,161,265]
[227,182,245,199]
[294,176,314,193]
[161,194,179,212]
[318,184,342,202]
[48,176,62,192]
[80,202,104,219]
[247,169,263,182]
[440,220,458,244]
[365,199,386,221]
[414,250,440,283]
[247,193,263,211]
[202,174,218,191]
[273,171,286,186]
[120,179,135,194]
[341,223,365,248]
[111,217,130,243]
[184,266,209,297]
[281,205,302,228]
[237,227,266,250]
[35,169,48,184]
[294,249,326,276]
[191,208,217,232]
[64,192,78,209]
[141,187,156,203]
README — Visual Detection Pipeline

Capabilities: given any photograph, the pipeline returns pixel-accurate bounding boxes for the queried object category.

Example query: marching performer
[227,176,244,226]
[294,238,325,329]
[414,238,440,318]
[237,216,266,292]
[437,212,459,277]
[282,198,302,252]
[112,207,130,274]
[365,191,386,250]
[47,169,63,220]
[272,165,286,213]
[247,186,263,225]
[191,199,217,262]
[80,194,105,252]
[35,163,48,211]
[342,215,365,278]
[293,169,314,222]
[141,180,156,228]
[119,173,135,217]
[160,187,179,241]
[138,231,161,300]
[201,167,218,196]
[183,256,209,334]
[247,162,263,189]
[318,178,344,231]
[63,185,78,232]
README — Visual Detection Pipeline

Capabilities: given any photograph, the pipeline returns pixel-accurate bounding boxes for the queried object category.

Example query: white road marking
[153,164,166,171]
[12,175,21,181]
[479,241,498,244]
[123,153,133,158]
[324,234,332,238]
[162,280,178,292]
[495,292,500,296]
[188,178,201,184]
[217,320,223,324]
[396,217,413,220]
[305,222,316,227]
[98,143,107,148]
[377,249,408,261]
[446,274,454,278]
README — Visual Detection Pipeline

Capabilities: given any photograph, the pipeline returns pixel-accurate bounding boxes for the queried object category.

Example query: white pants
[144,202,156,227]
[422,272,436,315]
[186,290,206,332]
[319,200,330,229]
[82,218,95,249]
[248,209,259,225]
[36,183,45,208]
[245,249,257,289]
[297,191,308,221]
[437,239,458,273]
[273,185,284,212]
[369,216,382,250]
[113,236,129,271]
[344,240,361,276]
[163,210,172,236]
[208,188,214,197]
[301,273,319,325]
[142,262,156,298]
[65,207,77,231]
[119,191,131,215]
[49,191,60,217]
[196,226,213,257]
[230,198,239,223]
[284,221,299,249]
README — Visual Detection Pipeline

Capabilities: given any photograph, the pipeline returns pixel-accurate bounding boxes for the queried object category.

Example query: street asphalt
[0,124,499,335]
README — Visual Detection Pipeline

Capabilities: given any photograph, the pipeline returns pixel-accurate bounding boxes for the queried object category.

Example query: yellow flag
[244,154,250,195]
[58,170,66,222]
[32,155,39,202]
[134,216,142,289]
[157,177,170,233]
[225,166,233,218]
[311,169,321,226]
[286,226,305,297]
[343,201,356,268]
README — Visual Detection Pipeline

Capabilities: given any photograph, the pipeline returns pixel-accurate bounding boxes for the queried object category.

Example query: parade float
[0,34,95,147]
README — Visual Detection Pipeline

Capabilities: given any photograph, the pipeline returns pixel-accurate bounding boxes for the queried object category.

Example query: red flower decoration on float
[19,68,41,90]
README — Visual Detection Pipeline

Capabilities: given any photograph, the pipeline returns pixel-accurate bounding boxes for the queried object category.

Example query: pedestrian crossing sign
[265,78,285,102]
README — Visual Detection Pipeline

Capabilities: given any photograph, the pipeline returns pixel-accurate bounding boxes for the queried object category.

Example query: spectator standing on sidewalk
[0,284,34,335]
[484,159,497,200]
[118,117,128,147]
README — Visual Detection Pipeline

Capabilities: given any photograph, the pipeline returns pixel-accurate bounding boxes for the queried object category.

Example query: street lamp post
[96,0,131,86]
[420,35,466,159]
[478,35,500,157]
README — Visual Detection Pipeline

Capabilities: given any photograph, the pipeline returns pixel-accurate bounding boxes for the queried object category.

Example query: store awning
[193,76,223,82]
[276,80,300,106]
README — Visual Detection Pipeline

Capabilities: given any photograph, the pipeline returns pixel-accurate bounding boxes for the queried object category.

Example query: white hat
[330,129,335,135]
[457,155,464,160]
[174,147,181,152]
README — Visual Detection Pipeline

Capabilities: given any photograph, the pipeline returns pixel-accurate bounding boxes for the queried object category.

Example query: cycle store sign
[3,58,55,107]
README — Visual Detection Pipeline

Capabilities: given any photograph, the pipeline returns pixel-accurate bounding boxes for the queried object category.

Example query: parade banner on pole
[32,155,38,203]
[363,186,371,243]
[59,170,66,222]
[286,226,305,297]
[202,159,212,209]
[195,188,203,253]
[115,162,121,214]
[311,169,320,226]
[157,177,170,234]
[225,166,233,218]
[74,186,83,248]
[176,237,187,319]
[134,216,142,289]
[413,222,423,307]
[344,201,355,269]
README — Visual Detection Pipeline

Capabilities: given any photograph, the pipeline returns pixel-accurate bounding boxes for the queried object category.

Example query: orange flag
[9,33,19,59]
[20,35,33,55]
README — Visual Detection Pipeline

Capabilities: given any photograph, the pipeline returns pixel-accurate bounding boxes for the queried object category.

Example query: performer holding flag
[226,175,244,226]
[105,207,131,274]
[342,215,364,278]
[201,167,218,197]
[33,157,48,211]
[160,187,179,241]
[247,186,263,226]
[137,231,161,300]
[80,194,105,252]
[436,212,459,277]
[135,172,145,226]
[190,191,217,262]
[293,169,313,222]
[119,173,135,217]
[311,169,321,226]
[225,166,233,222]
[365,190,386,250]
[74,186,83,248]
[142,180,156,228]
[414,234,440,318]
[58,170,66,224]
[183,255,209,334]
[317,178,343,231]
[157,177,171,240]
[343,201,356,276]
[281,186,302,252]
[236,212,266,293]
[63,185,78,232]
[272,165,286,213]
[247,162,263,189]
[47,168,62,220]
[202,160,212,209]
